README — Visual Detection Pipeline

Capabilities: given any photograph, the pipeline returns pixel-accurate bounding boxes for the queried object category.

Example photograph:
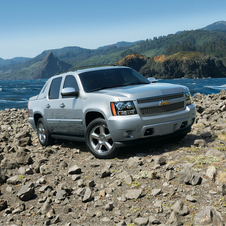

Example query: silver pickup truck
[28,66,196,158]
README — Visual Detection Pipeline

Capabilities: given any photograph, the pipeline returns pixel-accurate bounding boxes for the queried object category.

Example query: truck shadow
[53,132,216,159]
[116,133,216,159]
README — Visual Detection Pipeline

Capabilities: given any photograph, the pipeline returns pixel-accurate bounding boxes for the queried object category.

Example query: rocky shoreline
[0,90,226,226]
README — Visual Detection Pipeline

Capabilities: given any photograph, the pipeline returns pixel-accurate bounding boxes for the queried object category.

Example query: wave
[0,88,2,91]
[205,84,226,91]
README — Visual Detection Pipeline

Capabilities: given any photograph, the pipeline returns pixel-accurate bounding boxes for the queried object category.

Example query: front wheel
[37,118,54,146]
[85,118,119,159]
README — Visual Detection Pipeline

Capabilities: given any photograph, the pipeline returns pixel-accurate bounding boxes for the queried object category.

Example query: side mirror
[61,87,79,97]
[147,77,157,83]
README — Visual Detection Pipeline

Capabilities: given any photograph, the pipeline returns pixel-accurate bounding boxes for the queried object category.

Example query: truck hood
[96,83,189,101]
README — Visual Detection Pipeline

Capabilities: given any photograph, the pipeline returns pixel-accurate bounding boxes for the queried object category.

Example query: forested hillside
[1,23,226,80]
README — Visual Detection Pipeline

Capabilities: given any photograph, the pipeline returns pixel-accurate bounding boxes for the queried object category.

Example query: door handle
[46,104,50,108]
[60,103,65,108]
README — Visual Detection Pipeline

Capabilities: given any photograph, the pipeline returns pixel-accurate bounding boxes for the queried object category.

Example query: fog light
[124,131,133,138]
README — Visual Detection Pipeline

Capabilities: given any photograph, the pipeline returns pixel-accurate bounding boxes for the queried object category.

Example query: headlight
[185,92,192,105]
[111,101,137,116]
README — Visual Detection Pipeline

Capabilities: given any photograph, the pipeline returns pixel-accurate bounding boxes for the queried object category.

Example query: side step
[51,134,85,142]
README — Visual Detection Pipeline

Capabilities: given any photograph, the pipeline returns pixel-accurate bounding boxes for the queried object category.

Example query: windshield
[79,68,150,92]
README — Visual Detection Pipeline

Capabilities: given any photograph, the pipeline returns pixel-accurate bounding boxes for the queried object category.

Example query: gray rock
[68,164,82,174]
[17,182,35,201]
[12,203,25,214]
[127,157,143,167]
[194,206,224,225]
[149,216,161,224]
[100,167,111,178]
[166,170,175,181]
[186,194,196,202]
[15,131,30,140]
[134,217,149,225]
[71,174,81,181]
[56,190,67,200]
[116,171,130,180]
[171,200,189,216]
[40,164,52,175]
[151,188,162,196]
[18,137,32,147]
[76,188,85,197]
[17,149,33,165]
[104,202,114,211]
[125,189,142,200]
[7,175,20,185]
[166,211,181,226]
[155,156,167,165]
[115,221,126,226]
[178,166,201,185]
[39,185,52,193]
[82,187,92,202]
[125,175,133,184]
[1,158,19,169]
[206,165,216,181]
[40,198,52,215]
[218,183,226,196]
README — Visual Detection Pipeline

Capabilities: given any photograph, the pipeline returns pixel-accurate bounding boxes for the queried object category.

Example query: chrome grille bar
[140,102,184,115]
[137,93,184,104]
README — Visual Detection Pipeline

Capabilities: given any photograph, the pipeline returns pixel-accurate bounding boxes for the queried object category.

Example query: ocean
[1,78,226,111]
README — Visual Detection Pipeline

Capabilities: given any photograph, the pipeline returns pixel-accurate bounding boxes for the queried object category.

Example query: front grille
[137,93,184,104]
[140,101,184,115]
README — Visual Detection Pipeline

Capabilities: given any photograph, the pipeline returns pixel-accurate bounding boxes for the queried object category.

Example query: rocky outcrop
[32,52,72,79]
[116,53,148,72]
[117,52,226,79]
[140,53,226,79]
[0,90,226,225]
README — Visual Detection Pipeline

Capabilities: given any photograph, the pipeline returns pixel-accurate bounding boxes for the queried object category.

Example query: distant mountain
[0,57,30,67]
[32,52,72,79]
[1,21,226,80]
[202,21,226,31]
[97,41,143,50]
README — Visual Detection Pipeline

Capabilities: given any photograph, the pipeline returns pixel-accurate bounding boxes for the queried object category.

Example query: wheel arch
[34,113,43,127]
[85,111,105,127]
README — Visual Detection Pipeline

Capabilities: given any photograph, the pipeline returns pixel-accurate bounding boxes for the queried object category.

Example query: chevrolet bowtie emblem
[160,100,170,106]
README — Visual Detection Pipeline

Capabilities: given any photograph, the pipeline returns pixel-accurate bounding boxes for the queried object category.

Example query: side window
[49,77,62,99]
[63,75,79,90]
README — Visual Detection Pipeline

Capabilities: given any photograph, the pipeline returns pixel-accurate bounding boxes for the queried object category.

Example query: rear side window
[63,75,79,90]
[49,77,62,99]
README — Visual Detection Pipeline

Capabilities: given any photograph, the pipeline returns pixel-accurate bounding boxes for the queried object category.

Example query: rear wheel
[85,118,119,159]
[37,118,53,146]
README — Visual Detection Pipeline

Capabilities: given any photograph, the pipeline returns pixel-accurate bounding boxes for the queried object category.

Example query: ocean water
[1,78,226,111]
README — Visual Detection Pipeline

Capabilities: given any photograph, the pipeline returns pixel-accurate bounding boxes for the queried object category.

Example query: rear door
[44,76,63,133]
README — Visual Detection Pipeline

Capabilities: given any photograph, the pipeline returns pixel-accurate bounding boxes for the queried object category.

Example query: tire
[85,118,119,159]
[37,118,54,146]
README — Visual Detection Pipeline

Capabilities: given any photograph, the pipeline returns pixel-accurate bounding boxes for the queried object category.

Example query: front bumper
[107,103,196,144]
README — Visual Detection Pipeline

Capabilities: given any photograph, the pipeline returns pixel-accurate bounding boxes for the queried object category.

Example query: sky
[0,0,226,59]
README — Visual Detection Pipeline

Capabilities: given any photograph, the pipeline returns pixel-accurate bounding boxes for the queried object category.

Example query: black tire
[37,118,54,146]
[85,118,119,159]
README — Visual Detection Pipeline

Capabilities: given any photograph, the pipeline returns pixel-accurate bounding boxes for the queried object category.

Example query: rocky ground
[0,90,226,226]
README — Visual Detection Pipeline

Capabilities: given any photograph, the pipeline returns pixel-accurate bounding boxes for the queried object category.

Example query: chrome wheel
[37,118,53,146]
[38,122,46,145]
[89,124,113,153]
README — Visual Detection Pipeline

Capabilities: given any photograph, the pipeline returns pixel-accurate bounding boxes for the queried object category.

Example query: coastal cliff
[117,52,226,79]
